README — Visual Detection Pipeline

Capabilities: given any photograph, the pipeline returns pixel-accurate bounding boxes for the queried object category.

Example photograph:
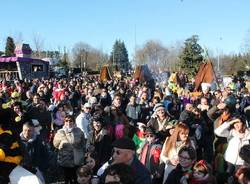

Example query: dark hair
[84,151,99,172]
[77,165,92,178]
[242,168,250,184]
[240,145,250,164]
[13,101,23,111]
[64,115,74,122]
[178,146,197,161]
[104,163,135,184]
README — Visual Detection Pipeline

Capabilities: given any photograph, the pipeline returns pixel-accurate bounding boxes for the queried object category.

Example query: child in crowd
[76,165,92,184]
[189,160,216,184]
[84,151,99,174]
[53,103,66,129]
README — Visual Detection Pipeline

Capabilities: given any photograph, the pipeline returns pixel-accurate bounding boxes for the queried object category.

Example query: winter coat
[240,96,250,113]
[20,133,49,172]
[126,103,142,124]
[75,112,91,139]
[87,129,112,166]
[165,164,192,184]
[214,122,250,166]
[53,127,85,167]
[139,140,163,178]
[179,110,195,129]
[130,156,152,184]
[147,117,172,142]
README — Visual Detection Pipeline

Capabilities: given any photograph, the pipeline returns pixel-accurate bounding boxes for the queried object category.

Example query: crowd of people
[1,71,250,184]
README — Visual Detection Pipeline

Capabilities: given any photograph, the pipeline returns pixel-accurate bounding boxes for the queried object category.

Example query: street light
[217,37,223,73]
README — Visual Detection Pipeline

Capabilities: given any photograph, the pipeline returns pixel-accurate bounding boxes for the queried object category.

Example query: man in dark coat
[111,137,152,184]
[20,122,49,182]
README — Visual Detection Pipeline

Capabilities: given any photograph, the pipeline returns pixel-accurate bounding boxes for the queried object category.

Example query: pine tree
[179,35,204,77]
[5,37,15,56]
[110,40,130,71]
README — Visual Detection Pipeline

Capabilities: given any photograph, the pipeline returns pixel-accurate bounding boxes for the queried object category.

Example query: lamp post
[217,37,223,73]
[217,48,220,73]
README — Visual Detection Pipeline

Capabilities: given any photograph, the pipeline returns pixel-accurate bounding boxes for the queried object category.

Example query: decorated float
[0,44,49,80]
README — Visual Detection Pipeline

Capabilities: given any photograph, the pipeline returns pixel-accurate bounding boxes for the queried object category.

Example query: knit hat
[112,137,136,151]
[153,103,165,112]
[145,127,156,135]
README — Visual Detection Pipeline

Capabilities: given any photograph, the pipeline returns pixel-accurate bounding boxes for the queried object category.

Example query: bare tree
[72,42,107,71]
[242,29,250,53]
[13,32,24,45]
[134,40,170,73]
[32,32,44,58]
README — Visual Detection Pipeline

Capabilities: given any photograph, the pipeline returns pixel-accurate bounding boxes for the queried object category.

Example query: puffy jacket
[53,127,85,167]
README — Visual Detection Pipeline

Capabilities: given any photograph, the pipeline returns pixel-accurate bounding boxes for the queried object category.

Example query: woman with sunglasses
[160,123,195,184]
[53,115,85,184]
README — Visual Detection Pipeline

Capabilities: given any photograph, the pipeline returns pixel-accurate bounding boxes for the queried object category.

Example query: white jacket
[214,121,250,165]
[76,112,91,139]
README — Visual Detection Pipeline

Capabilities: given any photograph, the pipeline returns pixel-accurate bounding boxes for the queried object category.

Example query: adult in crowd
[104,94,130,139]
[165,146,197,184]
[76,102,92,140]
[214,115,250,177]
[20,122,49,183]
[147,103,174,142]
[27,94,52,142]
[100,137,152,184]
[53,115,86,184]
[87,113,112,167]
[126,94,142,126]
[99,87,112,108]
[12,101,27,135]
[179,103,195,130]
[160,122,195,183]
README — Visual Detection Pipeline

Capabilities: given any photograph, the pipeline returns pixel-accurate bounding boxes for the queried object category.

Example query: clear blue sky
[1,0,250,58]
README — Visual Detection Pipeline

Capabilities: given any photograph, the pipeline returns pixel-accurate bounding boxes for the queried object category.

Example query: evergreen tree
[59,51,69,69]
[5,36,15,56]
[179,35,204,77]
[110,40,130,71]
